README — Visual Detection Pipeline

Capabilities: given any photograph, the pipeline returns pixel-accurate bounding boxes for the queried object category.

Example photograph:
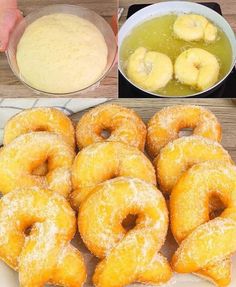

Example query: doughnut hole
[30,125,50,176]
[24,226,33,236]
[122,214,139,232]
[19,217,38,237]
[34,126,46,132]
[178,127,194,137]
[32,160,49,176]
[100,128,112,139]
[209,192,227,219]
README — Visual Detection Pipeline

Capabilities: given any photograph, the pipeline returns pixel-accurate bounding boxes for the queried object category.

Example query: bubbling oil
[120,14,233,96]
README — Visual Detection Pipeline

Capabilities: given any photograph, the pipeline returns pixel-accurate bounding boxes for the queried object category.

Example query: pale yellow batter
[16,13,108,93]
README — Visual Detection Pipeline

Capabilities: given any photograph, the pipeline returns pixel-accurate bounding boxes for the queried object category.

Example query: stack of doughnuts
[146,105,236,287]
[0,103,235,287]
[0,107,87,286]
[73,104,172,286]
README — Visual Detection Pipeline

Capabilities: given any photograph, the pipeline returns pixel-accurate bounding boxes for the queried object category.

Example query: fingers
[0,15,9,51]
[0,9,23,52]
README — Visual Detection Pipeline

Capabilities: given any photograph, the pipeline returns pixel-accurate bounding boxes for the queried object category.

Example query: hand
[0,7,22,52]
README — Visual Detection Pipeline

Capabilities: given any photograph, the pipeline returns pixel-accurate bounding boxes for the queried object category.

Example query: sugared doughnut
[155,136,232,195]
[79,177,172,287]
[76,104,146,151]
[3,107,75,148]
[70,141,156,209]
[0,132,75,197]
[147,105,222,158]
[170,161,236,286]
[0,188,86,286]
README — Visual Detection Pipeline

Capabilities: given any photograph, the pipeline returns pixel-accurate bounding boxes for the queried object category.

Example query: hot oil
[120,14,233,96]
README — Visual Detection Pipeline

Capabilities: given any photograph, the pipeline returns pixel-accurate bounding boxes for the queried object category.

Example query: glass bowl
[6,4,117,96]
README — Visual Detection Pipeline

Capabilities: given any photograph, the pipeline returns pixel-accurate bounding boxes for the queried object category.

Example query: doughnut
[126,47,173,91]
[155,136,232,195]
[76,104,146,151]
[70,141,156,209]
[0,188,86,286]
[3,107,75,148]
[170,161,236,286]
[173,14,217,42]
[174,48,220,91]
[146,105,222,158]
[0,132,75,197]
[78,177,172,287]
[3,107,75,176]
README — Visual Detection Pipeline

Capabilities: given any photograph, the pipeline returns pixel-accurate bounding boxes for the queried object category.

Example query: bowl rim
[118,1,236,98]
[6,3,118,96]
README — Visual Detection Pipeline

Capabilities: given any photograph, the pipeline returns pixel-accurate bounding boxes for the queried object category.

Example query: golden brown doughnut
[3,107,75,148]
[170,161,236,286]
[79,177,172,287]
[147,105,222,158]
[0,132,75,197]
[70,141,156,209]
[3,107,75,176]
[76,104,146,151]
[155,136,232,195]
[0,188,86,286]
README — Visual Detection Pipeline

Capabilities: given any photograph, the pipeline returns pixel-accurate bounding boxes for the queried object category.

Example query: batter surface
[17,13,108,93]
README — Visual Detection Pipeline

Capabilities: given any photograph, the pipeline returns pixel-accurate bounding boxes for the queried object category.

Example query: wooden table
[0,0,117,98]
[119,0,236,31]
[71,98,236,162]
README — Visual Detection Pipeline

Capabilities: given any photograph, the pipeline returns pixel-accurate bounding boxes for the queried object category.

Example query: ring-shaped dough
[170,161,236,287]
[76,104,146,151]
[147,105,222,158]
[173,14,217,42]
[0,132,75,197]
[79,177,171,287]
[3,107,75,148]
[3,107,75,176]
[174,48,220,91]
[127,47,173,91]
[155,136,232,195]
[70,141,156,209]
[0,188,86,286]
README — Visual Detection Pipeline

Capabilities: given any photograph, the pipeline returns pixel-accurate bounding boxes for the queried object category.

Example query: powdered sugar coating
[70,141,156,209]
[146,105,222,158]
[76,104,147,151]
[155,136,232,195]
[78,177,171,287]
[0,188,86,286]
[3,107,75,148]
[170,161,236,286]
[0,132,75,197]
